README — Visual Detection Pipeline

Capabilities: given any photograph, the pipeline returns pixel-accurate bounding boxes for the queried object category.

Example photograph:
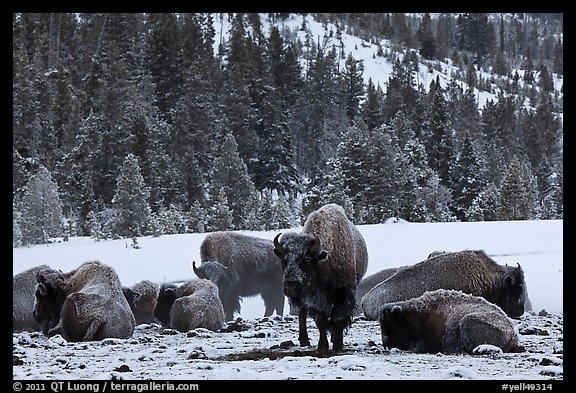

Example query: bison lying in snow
[122,280,161,325]
[273,203,368,352]
[170,279,225,332]
[154,279,225,331]
[362,250,528,320]
[13,265,51,332]
[193,231,285,321]
[33,261,135,342]
[377,289,524,354]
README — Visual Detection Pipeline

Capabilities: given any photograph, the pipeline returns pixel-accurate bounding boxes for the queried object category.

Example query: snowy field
[13,219,563,381]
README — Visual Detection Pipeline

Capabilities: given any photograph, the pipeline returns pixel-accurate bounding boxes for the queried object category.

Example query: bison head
[33,269,67,335]
[499,263,527,318]
[273,232,328,298]
[192,261,229,287]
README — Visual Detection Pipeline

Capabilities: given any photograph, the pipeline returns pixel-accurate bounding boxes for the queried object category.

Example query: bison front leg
[314,315,330,352]
[297,307,311,347]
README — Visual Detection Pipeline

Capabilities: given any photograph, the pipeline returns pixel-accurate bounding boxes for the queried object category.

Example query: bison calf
[170,279,225,332]
[33,261,135,342]
[377,289,524,354]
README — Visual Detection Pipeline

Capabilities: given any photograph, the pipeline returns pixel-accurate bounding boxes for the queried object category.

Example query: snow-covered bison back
[377,289,524,354]
[362,250,528,319]
[33,261,135,342]
[170,279,225,332]
[273,203,368,352]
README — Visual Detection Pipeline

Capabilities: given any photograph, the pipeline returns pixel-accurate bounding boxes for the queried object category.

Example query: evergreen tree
[416,13,437,59]
[340,53,365,121]
[188,200,206,234]
[450,132,486,221]
[207,187,234,232]
[209,133,258,229]
[273,192,296,229]
[382,58,418,122]
[499,156,538,220]
[466,182,501,221]
[144,13,184,124]
[424,78,455,187]
[13,202,23,247]
[112,154,151,237]
[20,165,64,245]
[338,120,371,208]
[361,78,384,131]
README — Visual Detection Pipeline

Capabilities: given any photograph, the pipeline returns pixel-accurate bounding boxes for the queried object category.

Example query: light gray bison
[193,231,285,321]
[122,280,161,325]
[377,289,524,354]
[273,203,368,352]
[33,261,135,341]
[362,250,528,320]
[13,265,51,332]
[169,278,225,332]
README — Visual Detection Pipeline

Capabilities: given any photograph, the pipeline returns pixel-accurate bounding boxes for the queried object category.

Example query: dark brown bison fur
[169,279,225,332]
[362,250,528,320]
[193,231,285,321]
[13,265,51,332]
[122,280,160,325]
[153,281,191,327]
[378,289,524,354]
[274,203,368,352]
[33,261,135,342]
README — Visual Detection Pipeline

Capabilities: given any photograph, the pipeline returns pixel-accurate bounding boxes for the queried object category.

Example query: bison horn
[273,233,285,254]
[309,235,321,254]
[192,261,200,277]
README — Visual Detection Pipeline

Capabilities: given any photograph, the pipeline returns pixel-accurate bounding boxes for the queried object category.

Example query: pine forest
[12,13,563,246]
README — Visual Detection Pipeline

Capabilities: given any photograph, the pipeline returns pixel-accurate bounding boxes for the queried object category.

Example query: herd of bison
[14,203,545,358]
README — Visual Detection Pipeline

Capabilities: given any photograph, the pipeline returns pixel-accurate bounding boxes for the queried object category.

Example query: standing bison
[273,203,368,352]
[377,289,524,354]
[192,232,285,321]
[33,261,135,342]
[13,265,51,332]
[361,250,528,320]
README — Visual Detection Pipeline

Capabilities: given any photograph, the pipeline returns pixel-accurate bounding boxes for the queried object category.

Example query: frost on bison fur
[33,261,135,342]
[169,279,225,332]
[377,289,524,354]
[122,280,161,325]
[13,265,51,332]
[354,267,402,316]
[362,250,528,320]
[193,231,285,321]
[273,203,368,352]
